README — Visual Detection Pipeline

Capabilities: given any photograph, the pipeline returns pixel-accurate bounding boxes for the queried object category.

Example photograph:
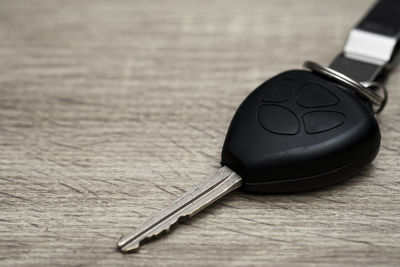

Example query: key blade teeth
[116,167,242,254]
[118,227,171,253]
[117,207,203,253]
[118,223,174,251]
[117,231,142,248]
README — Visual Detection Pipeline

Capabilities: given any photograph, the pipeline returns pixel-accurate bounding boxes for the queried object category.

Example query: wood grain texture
[0,0,399,266]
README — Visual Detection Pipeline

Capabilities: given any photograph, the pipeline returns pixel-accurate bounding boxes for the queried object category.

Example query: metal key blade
[117,166,242,253]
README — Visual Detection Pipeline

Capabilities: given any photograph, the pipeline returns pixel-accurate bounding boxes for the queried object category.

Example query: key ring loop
[303,61,387,114]
[360,81,388,114]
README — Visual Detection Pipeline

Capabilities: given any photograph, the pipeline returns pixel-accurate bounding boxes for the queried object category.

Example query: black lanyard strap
[329,0,400,82]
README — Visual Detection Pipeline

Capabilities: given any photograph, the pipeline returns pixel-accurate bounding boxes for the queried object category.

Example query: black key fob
[221,70,380,193]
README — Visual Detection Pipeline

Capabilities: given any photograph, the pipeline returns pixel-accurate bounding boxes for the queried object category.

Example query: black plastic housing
[221,70,380,193]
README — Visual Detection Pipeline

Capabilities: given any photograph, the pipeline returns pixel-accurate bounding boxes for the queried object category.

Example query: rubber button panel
[257,105,300,135]
[297,83,339,108]
[262,79,293,103]
[222,70,380,193]
[303,111,346,134]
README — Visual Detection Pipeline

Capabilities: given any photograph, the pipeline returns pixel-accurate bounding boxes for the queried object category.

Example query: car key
[117,0,400,253]
[117,69,382,253]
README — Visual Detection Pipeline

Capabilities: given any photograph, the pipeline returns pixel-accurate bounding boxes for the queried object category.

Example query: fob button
[303,111,346,134]
[257,105,300,135]
[262,79,293,103]
[297,83,339,107]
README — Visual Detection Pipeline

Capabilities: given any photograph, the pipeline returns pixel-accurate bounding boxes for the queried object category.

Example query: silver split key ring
[303,61,388,114]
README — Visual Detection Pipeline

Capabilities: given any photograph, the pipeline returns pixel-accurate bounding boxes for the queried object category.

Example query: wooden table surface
[1,0,399,266]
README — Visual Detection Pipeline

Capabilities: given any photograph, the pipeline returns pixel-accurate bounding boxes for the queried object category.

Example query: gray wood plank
[0,0,399,266]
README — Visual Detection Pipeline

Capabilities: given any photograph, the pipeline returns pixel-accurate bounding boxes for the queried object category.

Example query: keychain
[117,0,400,253]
